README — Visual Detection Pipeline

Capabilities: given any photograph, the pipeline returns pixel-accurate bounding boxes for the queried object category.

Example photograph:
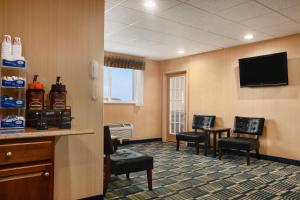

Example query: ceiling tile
[258,21,300,36]
[158,3,221,29]
[202,19,273,42]
[123,38,167,49]
[242,12,290,29]
[105,40,180,60]
[105,20,129,36]
[186,0,248,13]
[105,41,148,57]
[256,0,300,10]
[134,16,238,48]
[105,27,140,43]
[205,21,245,39]
[218,1,272,22]
[279,5,300,21]
[104,0,300,60]
[120,0,182,14]
[105,0,125,11]
[135,16,198,38]
[110,25,219,50]
[105,3,115,11]
[105,6,147,24]
[106,0,125,5]
[187,30,242,47]
[123,27,184,45]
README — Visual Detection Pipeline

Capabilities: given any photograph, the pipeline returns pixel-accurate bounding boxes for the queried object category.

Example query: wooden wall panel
[161,34,300,161]
[0,0,104,199]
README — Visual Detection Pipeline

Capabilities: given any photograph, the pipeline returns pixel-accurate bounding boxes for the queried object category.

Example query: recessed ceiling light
[144,0,156,8]
[244,33,254,40]
[177,50,185,54]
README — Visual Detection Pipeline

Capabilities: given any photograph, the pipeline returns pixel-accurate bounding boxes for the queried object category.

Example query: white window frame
[104,67,138,104]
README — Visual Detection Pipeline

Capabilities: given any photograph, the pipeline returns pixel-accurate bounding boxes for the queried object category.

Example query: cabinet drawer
[0,163,53,200]
[0,139,53,166]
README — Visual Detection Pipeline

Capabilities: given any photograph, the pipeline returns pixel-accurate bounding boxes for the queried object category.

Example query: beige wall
[0,0,104,199]
[104,60,162,140]
[161,34,300,161]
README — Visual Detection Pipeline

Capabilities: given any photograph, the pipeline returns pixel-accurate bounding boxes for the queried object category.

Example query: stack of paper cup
[1,35,12,59]
[12,37,22,59]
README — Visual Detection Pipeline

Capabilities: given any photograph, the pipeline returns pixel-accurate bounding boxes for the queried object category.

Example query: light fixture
[177,50,185,54]
[244,33,254,40]
[144,0,156,8]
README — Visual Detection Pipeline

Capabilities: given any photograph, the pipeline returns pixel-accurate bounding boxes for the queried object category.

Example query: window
[104,67,144,105]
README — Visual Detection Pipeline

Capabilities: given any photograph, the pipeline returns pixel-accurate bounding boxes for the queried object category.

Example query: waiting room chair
[176,115,216,155]
[103,126,153,194]
[218,116,265,165]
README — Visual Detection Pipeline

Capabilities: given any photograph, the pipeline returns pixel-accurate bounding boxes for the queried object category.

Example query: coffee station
[0,35,94,199]
[26,75,72,130]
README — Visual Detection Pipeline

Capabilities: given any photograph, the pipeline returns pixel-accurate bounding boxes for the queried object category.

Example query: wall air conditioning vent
[105,123,133,143]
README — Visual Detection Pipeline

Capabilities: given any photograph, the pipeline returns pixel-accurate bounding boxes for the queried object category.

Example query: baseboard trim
[80,195,103,200]
[260,154,300,166]
[121,138,162,145]
[122,139,300,166]
[186,142,300,166]
[230,150,300,166]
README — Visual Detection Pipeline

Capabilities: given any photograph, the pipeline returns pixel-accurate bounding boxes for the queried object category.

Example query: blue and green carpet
[105,142,300,200]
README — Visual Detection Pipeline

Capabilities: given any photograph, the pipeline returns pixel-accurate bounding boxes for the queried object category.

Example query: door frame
[166,71,188,142]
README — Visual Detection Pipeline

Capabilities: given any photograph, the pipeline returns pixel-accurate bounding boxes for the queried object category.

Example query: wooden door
[0,163,53,200]
[167,73,186,142]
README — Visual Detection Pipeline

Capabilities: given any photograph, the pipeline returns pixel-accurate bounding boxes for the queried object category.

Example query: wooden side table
[202,127,231,157]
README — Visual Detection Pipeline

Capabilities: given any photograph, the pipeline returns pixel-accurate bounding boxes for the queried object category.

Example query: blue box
[2,79,25,88]
[0,96,25,108]
[2,59,26,68]
[1,118,25,129]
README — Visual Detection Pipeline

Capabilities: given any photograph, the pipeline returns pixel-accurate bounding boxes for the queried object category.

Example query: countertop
[0,128,94,140]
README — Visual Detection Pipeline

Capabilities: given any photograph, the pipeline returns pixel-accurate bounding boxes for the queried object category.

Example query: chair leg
[126,172,130,179]
[195,142,200,155]
[204,139,208,156]
[103,156,111,195]
[219,148,222,160]
[256,149,260,159]
[147,169,153,190]
[246,150,250,166]
[176,140,180,151]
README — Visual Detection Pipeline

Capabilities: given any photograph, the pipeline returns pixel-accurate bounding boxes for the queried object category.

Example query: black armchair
[103,126,153,194]
[176,115,216,155]
[218,116,265,165]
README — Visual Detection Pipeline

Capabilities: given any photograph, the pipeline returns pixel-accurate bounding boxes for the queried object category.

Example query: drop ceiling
[105,0,300,60]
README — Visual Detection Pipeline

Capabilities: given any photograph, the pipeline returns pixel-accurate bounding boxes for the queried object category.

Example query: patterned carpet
[105,142,300,200]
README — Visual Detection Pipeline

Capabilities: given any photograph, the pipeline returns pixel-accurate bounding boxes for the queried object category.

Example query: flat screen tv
[239,52,288,87]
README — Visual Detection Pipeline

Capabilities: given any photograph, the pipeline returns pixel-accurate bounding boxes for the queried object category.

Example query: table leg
[213,132,217,157]
[112,139,118,152]
[207,132,211,148]
[227,130,230,138]
[114,141,118,151]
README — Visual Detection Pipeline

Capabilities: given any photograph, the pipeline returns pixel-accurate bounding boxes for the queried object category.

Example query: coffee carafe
[49,76,67,110]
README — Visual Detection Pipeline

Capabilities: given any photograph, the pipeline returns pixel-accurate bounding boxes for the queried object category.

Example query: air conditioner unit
[105,123,133,143]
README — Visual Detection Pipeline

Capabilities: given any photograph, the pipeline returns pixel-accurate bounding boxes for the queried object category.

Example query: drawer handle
[44,172,50,177]
[5,152,12,158]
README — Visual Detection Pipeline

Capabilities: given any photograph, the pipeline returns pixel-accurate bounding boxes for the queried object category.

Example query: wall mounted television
[239,52,288,87]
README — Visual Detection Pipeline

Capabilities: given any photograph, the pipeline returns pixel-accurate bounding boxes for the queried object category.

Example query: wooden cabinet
[0,137,54,200]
